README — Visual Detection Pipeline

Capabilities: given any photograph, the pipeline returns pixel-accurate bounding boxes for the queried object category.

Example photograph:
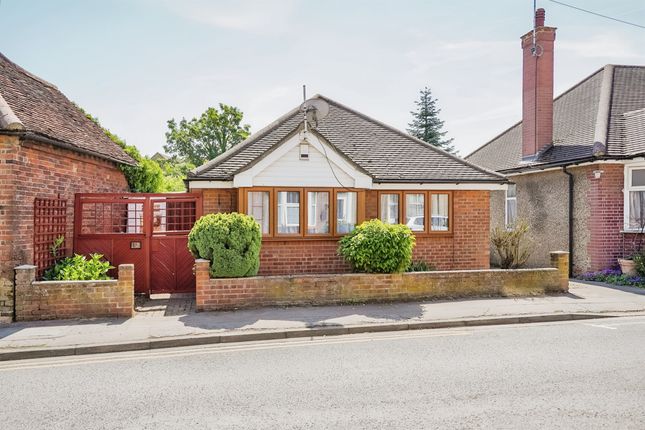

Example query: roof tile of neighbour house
[190,95,506,183]
[466,65,645,173]
[0,53,135,165]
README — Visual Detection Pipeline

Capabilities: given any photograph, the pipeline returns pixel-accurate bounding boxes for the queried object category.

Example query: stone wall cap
[15,264,37,270]
[118,264,135,269]
[33,279,118,286]
[195,259,210,263]
[550,251,570,255]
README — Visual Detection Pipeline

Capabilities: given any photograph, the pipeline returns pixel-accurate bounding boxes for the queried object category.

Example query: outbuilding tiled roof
[466,65,645,173]
[0,53,134,165]
[190,95,506,183]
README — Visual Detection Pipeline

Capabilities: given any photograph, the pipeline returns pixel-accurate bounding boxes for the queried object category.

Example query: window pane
[629,191,645,230]
[633,169,645,187]
[405,193,425,231]
[380,194,399,224]
[307,192,329,234]
[247,191,270,234]
[336,192,357,234]
[277,191,300,234]
[431,194,449,231]
[506,199,517,227]
[507,183,517,198]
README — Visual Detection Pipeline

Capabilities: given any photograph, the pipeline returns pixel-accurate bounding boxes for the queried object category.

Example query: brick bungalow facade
[466,9,645,275]
[0,53,134,319]
[187,95,508,275]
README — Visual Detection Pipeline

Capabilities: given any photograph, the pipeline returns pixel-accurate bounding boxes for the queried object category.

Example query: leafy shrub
[188,213,261,278]
[491,219,534,269]
[632,252,645,276]
[406,260,436,272]
[338,219,415,273]
[43,254,113,281]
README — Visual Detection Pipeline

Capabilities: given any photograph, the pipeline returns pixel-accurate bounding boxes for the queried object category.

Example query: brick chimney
[521,8,556,161]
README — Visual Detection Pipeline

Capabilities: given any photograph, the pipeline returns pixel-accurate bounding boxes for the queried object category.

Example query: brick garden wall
[0,136,129,319]
[196,188,491,275]
[14,264,134,321]
[195,252,569,311]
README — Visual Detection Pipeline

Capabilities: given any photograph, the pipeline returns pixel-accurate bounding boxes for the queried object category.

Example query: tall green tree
[407,87,456,154]
[81,108,163,192]
[164,103,251,166]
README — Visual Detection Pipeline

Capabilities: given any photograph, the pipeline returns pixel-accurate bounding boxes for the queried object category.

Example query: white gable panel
[253,143,355,187]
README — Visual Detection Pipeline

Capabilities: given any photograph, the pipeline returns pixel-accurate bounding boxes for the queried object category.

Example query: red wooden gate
[74,193,202,295]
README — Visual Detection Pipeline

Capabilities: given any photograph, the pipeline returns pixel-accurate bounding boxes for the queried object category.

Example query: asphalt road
[1,316,644,429]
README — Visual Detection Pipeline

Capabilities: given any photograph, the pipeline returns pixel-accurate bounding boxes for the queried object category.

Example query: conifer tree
[407,87,455,154]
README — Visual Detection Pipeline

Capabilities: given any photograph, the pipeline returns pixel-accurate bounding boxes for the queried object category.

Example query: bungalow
[0,53,135,318]
[466,9,645,275]
[187,95,508,275]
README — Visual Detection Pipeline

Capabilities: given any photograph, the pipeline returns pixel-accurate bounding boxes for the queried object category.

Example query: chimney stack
[521,8,556,161]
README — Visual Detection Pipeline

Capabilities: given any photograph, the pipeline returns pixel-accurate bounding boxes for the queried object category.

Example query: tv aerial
[300,85,329,130]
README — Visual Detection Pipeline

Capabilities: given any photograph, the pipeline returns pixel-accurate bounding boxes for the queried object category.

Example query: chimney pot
[535,8,546,27]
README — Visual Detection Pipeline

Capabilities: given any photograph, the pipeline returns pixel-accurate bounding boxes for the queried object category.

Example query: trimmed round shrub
[188,213,261,278]
[338,219,416,273]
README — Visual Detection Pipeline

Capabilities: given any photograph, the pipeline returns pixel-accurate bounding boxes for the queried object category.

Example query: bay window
[307,191,330,234]
[277,190,300,234]
[336,191,357,234]
[380,193,400,224]
[405,193,425,232]
[247,191,270,234]
[430,193,450,232]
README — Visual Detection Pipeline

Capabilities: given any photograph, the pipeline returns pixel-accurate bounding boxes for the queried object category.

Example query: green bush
[338,219,415,273]
[188,212,262,278]
[43,254,113,281]
[633,252,645,276]
[406,260,436,272]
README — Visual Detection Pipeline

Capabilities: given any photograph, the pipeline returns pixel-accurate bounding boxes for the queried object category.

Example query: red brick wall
[0,136,129,317]
[586,164,626,271]
[196,187,491,275]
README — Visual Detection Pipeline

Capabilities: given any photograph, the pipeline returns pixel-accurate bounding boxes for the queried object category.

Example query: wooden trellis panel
[34,195,69,278]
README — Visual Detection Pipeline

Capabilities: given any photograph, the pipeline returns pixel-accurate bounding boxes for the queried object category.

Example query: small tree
[407,87,456,154]
[164,104,251,166]
[491,219,534,269]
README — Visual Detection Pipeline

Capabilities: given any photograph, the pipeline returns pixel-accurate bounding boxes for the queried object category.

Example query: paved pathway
[0,281,644,351]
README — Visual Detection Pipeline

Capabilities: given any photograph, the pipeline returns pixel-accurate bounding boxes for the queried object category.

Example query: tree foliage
[164,103,251,166]
[81,108,164,192]
[407,87,456,154]
[156,156,195,192]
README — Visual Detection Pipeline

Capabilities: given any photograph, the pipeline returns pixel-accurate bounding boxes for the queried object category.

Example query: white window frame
[505,184,517,228]
[624,163,645,231]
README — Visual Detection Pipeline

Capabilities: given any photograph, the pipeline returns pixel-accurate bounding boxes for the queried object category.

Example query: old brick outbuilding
[187,95,508,276]
[0,53,134,319]
[466,9,645,275]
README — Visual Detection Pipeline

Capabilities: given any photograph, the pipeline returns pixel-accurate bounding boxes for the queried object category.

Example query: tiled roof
[466,65,645,172]
[0,53,134,165]
[190,95,506,183]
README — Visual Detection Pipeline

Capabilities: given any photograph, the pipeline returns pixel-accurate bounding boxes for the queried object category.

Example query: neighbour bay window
[377,191,451,234]
[405,193,425,232]
[626,167,645,231]
[307,191,330,234]
[505,184,517,228]
[247,191,270,234]
[430,193,450,231]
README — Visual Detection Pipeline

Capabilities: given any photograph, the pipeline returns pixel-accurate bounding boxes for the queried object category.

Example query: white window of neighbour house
[626,167,645,231]
[505,184,517,228]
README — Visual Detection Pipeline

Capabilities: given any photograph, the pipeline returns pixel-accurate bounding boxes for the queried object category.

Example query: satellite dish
[302,98,329,129]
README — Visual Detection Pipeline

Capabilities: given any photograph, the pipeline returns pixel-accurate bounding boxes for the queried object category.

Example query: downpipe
[562,167,574,278]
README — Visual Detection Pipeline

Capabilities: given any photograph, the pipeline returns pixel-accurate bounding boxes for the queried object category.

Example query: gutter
[562,166,574,278]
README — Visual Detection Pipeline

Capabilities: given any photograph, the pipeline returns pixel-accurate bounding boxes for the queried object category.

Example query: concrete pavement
[2,316,644,429]
[0,281,644,360]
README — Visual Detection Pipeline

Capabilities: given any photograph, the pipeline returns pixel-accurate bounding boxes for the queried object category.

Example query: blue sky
[1,0,644,157]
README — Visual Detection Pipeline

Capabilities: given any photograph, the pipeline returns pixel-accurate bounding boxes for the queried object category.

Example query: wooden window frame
[241,187,274,238]
[274,187,304,237]
[377,191,403,225]
[429,191,453,235]
[403,191,428,234]
[333,189,364,236]
[305,188,333,237]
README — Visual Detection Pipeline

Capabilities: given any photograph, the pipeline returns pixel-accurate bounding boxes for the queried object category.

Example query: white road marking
[0,330,471,372]
[584,323,618,330]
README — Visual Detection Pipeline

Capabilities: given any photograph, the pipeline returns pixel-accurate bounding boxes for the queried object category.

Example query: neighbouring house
[0,52,135,318]
[187,94,508,275]
[466,9,645,275]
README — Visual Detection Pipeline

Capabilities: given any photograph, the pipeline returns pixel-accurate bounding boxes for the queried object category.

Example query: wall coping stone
[32,279,118,286]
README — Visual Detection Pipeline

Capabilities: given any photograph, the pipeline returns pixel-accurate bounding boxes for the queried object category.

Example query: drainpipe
[562,166,574,278]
